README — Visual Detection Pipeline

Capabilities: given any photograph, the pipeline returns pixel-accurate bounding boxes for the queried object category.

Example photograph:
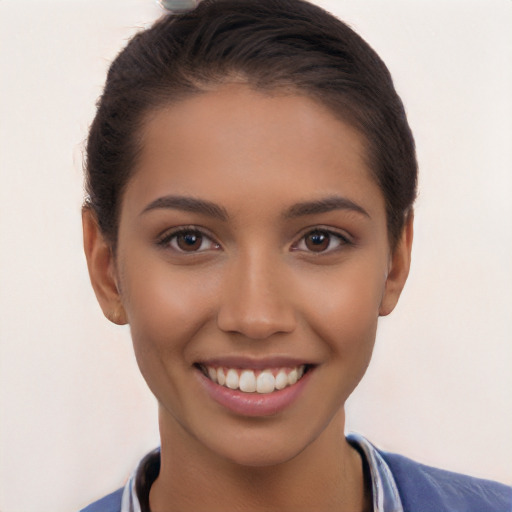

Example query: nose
[216,251,296,340]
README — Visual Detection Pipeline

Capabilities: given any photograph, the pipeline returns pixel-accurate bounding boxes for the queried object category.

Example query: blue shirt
[81,433,512,512]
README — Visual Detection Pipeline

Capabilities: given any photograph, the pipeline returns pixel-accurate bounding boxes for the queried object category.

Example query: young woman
[80,0,512,510]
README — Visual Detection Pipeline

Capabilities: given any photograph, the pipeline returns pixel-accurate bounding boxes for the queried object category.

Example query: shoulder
[378,449,512,512]
[79,488,123,512]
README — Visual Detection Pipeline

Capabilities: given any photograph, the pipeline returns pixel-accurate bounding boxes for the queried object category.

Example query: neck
[149,407,371,512]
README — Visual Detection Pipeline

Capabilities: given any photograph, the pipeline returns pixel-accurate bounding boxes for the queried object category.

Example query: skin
[83,83,413,511]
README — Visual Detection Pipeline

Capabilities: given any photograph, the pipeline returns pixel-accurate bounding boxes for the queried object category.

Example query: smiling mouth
[196,364,312,394]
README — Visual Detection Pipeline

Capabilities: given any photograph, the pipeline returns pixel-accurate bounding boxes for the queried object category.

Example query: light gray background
[1,1,511,511]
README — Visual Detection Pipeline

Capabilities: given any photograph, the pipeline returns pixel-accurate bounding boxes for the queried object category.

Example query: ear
[82,207,127,325]
[379,212,414,317]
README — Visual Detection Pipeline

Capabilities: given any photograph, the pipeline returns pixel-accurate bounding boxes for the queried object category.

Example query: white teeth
[275,369,288,390]
[217,368,226,386]
[203,365,307,394]
[208,367,218,383]
[226,369,239,390]
[256,370,275,394]
[239,370,257,392]
[288,368,298,386]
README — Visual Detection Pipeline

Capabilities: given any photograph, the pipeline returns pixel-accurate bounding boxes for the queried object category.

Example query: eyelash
[156,227,351,254]
[291,228,351,254]
[157,226,221,253]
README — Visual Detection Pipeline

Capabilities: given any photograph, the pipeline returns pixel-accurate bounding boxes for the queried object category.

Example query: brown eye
[176,232,203,251]
[159,229,220,253]
[304,230,330,252]
[293,229,349,254]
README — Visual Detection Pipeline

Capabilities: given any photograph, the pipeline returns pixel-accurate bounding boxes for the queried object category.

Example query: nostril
[216,309,296,340]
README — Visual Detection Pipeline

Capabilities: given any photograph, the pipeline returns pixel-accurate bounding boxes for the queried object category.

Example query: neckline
[125,433,403,512]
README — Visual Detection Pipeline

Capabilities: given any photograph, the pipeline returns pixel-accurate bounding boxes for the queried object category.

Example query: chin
[216,437,306,468]
[194,414,323,469]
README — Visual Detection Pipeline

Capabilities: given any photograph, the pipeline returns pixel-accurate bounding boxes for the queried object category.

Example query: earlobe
[82,207,128,325]
[379,213,414,317]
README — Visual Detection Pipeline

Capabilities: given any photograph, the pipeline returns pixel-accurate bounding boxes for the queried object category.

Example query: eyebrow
[140,195,229,221]
[283,196,370,219]
[140,194,369,221]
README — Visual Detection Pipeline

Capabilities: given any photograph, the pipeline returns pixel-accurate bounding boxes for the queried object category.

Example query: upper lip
[196,356,315,370]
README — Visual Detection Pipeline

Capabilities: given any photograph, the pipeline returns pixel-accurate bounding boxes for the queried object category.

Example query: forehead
[125,84,385,219]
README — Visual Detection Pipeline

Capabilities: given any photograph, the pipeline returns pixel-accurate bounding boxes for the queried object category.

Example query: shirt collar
[121,433,403,512]
[121,471,141,512]
[346,432,404,512]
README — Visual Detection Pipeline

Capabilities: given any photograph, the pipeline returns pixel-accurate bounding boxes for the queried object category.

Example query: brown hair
[85,0,417,249]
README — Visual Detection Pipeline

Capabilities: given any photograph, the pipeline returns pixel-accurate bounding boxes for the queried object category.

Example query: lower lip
[196,367,313,417]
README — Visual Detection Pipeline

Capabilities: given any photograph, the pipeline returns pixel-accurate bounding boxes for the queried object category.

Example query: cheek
[295,256,386,356]
[314,288,379,374]
[119,256,220,366]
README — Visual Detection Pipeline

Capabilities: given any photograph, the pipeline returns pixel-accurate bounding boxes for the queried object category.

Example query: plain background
[1,1,511,511]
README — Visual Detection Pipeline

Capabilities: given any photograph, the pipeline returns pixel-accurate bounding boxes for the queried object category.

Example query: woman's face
[104,84,409,466]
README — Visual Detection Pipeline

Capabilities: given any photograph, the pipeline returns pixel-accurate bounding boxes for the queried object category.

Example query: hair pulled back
[85,0,417,249]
